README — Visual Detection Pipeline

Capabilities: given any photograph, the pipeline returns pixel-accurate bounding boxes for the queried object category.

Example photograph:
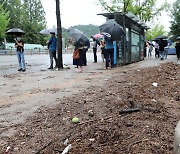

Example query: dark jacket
[15,40,24,52]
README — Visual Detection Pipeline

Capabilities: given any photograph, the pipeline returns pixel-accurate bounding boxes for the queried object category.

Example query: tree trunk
[56,0,63,69]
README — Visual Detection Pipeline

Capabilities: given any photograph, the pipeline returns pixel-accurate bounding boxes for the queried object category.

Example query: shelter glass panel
[131,32,140,62]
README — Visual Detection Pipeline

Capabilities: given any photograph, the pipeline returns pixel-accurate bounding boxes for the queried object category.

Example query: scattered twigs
[79,116,113,125]
[35,140,52,154]
[128,139,149,153]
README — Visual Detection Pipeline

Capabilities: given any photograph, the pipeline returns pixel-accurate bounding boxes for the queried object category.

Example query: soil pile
[1,62,180,154]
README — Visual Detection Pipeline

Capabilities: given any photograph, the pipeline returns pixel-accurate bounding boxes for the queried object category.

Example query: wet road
[0,53,101,75]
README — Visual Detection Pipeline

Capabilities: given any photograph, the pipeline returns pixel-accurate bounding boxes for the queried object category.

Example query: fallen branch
[119,108,141,114]
[119,101,159,114]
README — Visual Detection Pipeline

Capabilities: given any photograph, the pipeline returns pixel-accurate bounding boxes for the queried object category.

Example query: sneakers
[18,68,22,71]
[18,68,26,72]
[48,67,53,69]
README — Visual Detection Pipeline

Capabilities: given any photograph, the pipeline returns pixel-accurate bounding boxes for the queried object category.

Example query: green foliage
[69,24,99,38]
[21,0,47,44]
[0,3,9,39]
[98,0,169,22]
[0,0,47,44]
[145,24,166,41]
[170,0,180,37]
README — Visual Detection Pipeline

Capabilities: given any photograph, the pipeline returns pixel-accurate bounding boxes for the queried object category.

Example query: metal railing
[0,48,93,56]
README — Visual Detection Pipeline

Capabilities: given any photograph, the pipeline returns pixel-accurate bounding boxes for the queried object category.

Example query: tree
[0,3,9,40]
[56,0,63,69]
[145,24,166,41]
[170,0,180,36]
[0,0,47,44]
[98,0,168,22]
[21,0,47,44]
[69,24,99,37]
[0,0,23,28]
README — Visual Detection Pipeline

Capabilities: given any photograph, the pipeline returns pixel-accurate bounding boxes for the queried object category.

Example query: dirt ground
[0,57,180,154]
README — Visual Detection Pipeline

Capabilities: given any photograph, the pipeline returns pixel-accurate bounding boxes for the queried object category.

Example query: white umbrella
[39,28,57,35]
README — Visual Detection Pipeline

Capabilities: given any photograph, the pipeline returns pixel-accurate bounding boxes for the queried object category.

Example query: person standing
[92,37,100,63]
[154,41,159,58]
[47,32,57,69]
[175,40,180,60]
[148,43,153,58]
[100,40,105,62]
[104,36,114,69]
[158,39,167,60]
[82,39,90,66]
[73,46,85,72]
[14,36,26,72]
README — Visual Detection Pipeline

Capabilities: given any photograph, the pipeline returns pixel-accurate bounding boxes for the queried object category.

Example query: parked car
[168,43,176,55]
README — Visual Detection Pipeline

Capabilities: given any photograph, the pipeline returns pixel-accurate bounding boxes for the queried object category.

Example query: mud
[0,55,180,153]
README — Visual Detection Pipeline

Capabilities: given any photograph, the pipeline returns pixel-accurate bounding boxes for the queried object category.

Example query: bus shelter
[98,12,150,65]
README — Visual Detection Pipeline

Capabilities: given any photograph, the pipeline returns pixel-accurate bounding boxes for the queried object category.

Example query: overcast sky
[41,0,175,31]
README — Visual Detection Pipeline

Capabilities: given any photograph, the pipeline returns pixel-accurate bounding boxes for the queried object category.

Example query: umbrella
[6,28,25,36]
[156,35,168,39]
[99,19,125,41]
[93,33,103,39]
[148,41,154,47]
[40,28,57,35]
[152,38,159,42]
[176,36,180,40]
[69,29,89,47]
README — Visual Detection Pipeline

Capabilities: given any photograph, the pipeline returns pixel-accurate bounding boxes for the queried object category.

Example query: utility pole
[56,0,63,69]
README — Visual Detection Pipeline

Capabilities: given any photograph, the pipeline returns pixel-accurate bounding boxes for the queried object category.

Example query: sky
[41,0,105,29]
[41,0,175,32]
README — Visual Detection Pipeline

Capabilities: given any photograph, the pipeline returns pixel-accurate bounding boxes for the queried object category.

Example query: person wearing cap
[47,32,57,69]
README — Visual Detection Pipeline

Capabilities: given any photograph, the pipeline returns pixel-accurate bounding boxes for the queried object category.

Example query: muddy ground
[0,57,180,154]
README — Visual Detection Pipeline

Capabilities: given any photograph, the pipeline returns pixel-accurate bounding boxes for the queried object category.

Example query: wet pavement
[0,53,100,75]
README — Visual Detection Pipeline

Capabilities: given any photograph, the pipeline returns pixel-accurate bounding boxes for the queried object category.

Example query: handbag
[73,49,79,59]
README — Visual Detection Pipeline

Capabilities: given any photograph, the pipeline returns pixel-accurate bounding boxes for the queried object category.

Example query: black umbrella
[69,29,89,47]
[6,28,25,36]
[156,35,168,39]
[152,38,159,42]
[176,36,180,40]
[99,19,125,41]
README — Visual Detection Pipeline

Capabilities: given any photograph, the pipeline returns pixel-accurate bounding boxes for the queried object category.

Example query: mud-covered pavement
[0,54,180,153]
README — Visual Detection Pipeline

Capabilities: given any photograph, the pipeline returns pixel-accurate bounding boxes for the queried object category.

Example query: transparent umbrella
[39,28,57,35]
[68,29,89,47]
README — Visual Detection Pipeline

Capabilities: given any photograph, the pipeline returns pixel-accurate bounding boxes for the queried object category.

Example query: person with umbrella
[99,19,125,69]
[175,37,180,60]
[6,28,26,72]
[69,29,89,72]
[47,32,57,69]
[103,34,114,69]
[14,36,26,72]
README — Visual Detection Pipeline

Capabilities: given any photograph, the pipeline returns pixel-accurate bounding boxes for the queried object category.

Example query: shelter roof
[98,12,150,30]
